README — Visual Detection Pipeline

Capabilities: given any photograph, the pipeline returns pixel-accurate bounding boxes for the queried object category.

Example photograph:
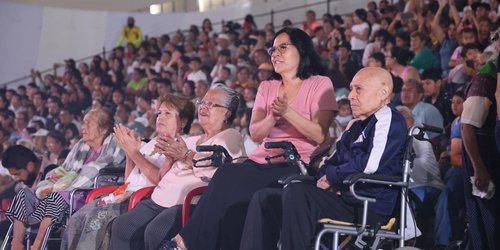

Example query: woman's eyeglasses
[267,43,293,56]
[196,99,228,109]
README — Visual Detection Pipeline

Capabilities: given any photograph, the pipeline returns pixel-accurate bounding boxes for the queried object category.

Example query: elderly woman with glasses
[6,109,125,250]
[109,84,247,250]
[164,27,338,250]
[62,94,196,250]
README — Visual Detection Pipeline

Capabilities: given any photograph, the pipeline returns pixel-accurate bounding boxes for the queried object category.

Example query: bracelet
[183,149,193,161]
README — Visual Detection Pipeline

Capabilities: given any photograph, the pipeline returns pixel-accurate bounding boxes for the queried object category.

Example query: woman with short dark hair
[164,27,337,250]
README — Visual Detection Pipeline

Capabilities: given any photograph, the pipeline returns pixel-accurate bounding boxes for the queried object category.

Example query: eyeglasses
[196,99,228,109]
[267,43,294,56]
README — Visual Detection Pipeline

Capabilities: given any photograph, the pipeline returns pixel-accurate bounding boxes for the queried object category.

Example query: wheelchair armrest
[344,173,406,187]
[85,186,119,204]
[128,186,155,211]
[69,188,93,216]
[98,168,125,175]
[182,186,207,226]
[278,174,315,186]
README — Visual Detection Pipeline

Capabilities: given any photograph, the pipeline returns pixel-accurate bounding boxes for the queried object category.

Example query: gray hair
[395,105,415,126]
[395,105,412,117]
[404,78,424,94]
[211,83,239,123]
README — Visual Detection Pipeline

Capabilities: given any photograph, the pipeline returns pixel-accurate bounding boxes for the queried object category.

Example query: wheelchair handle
[418,123,443,134]
[264,141,308,175]
[196,145,233,162]
[409,123,443,136]
[193,144,232,168]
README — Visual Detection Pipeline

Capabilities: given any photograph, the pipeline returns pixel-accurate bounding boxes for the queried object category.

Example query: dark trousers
[462,135,500,250]
[110,199,186,250]
[179,161,298,250]
[240,182,386,250]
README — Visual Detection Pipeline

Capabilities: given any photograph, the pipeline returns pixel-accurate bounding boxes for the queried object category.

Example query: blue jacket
[317,104,407,217]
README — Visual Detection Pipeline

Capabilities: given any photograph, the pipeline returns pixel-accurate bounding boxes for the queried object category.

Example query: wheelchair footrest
[317,217,396,231]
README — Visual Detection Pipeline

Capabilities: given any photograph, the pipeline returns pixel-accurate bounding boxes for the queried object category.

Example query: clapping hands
[114,124,141,155]
[271,93,289,120]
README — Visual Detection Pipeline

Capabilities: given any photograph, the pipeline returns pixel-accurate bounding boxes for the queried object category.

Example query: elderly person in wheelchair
[239,67,408,250]
[5,108,125,250]
[164,27,338,250]
[109,84,246,250]
[61,94,196,250]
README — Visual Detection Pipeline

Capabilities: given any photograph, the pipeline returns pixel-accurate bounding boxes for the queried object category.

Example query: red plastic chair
[128,186,155,211]
[85,185,119,204]
[181,186,207,226]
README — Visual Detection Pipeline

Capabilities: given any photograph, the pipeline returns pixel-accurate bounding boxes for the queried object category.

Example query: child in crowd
[335,98,352,130]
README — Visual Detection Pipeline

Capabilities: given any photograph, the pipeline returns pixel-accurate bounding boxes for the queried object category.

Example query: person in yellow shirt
[117,17,143,48]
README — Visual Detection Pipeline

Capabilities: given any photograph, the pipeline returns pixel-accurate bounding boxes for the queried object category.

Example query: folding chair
[314,123,442,250]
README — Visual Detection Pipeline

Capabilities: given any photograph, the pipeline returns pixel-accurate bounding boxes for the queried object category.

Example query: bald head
[348,67,393,120]
[355,67,393,97]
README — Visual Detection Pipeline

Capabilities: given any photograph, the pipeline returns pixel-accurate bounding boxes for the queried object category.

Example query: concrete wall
[0,0,372,88]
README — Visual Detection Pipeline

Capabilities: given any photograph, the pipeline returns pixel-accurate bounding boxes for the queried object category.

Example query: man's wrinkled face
[348,72,386,120]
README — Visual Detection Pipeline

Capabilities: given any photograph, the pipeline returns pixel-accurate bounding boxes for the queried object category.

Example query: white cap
[32,128,49,137]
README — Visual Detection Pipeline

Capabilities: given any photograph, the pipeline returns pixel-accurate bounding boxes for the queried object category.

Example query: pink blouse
[249,75,338,164]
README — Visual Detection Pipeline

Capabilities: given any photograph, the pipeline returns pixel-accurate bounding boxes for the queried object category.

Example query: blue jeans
[434,167,464,246]
[409,186,441,216]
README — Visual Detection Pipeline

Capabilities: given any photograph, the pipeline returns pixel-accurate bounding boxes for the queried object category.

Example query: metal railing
[1,0,342,88]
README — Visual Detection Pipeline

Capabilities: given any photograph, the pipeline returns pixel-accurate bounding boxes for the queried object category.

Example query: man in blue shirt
[401,79,444,139]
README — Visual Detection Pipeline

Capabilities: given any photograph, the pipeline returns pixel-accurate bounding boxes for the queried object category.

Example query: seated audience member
[45,131,67,164]
[0,145,50,236]
[62,94,195,250]
[5,109,125,250]
[256,63,273,82]
[401,79,444,139]
[385,46,420,82]
[336,41,360,83]
[302,10,322,36]
[434,90,466,248]
[362,29,391,67]
[448,43,483,92]
[239,67,406,250]
[212,66,232,86]
[335,98,352,130]
[1,145,50,194]
[110,84,246,250]
[366,52,386,68]
[421,68,453,129]
[126,68,147,94]
[409,31,434,72]
[186,57,208,83]
[210,49,236,82]
[163,27,337,250]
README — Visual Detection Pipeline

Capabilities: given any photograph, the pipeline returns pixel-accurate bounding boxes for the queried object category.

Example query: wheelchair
[313,123,443,250]
[0,167,125,250]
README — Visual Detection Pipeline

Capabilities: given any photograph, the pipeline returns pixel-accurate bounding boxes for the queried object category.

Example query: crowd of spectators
[1,0,500,248]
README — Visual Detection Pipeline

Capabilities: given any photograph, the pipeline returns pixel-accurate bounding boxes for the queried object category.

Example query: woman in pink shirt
[165,27,338,250]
